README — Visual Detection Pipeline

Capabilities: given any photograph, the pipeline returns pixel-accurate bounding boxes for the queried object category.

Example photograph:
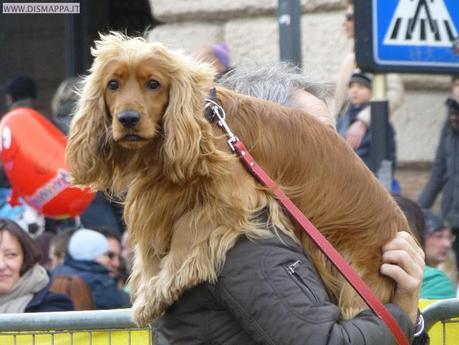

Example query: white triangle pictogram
[383,0,457,47]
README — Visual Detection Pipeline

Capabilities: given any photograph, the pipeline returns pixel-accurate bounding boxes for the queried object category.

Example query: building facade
[148,0,452,165]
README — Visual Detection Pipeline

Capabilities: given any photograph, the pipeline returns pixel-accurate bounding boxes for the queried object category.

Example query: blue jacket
[53,255,129,310]
[25,283,74,312]
[337,103,397,171]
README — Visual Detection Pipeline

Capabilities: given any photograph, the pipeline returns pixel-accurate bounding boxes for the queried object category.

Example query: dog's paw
[132,300,156,327]
[132,296,168,327]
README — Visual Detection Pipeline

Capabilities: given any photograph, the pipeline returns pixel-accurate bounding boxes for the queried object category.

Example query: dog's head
[66,33,219,190]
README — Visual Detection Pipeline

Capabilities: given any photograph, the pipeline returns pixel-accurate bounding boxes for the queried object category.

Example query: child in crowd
[336,69,397,171]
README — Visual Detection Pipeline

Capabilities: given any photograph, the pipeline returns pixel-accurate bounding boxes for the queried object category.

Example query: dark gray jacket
[418,120,459,228]
[155,232,413,344]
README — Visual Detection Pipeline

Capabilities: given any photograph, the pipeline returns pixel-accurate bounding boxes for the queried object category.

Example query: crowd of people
[0,67,133,313]
[0,0,456,344]
[336,0,459,301]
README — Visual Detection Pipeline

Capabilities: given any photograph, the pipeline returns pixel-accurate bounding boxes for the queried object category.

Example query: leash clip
[205,99,239,152]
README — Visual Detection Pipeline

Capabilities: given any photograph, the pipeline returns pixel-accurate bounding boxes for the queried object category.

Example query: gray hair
[51,77,82,135]
[218,62,333,105]
[51,77,81,117]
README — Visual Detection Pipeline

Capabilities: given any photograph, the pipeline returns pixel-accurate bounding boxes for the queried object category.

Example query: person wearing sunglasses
[52,228,129,310]
[333,0,404,154]
[89,228,132,297]
[92,228,122,279]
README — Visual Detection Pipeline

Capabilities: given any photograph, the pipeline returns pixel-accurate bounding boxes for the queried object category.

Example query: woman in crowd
[0,218,74,312]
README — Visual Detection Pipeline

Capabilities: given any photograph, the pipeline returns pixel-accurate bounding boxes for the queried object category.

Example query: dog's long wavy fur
[66,33,410,326]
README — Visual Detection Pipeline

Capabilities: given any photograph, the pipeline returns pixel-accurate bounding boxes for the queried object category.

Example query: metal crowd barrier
[1,300,459,345]
[0,309,152,345]
[421,298,459,345]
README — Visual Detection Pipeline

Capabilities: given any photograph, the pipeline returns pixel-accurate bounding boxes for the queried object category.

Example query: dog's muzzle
[117,111,140,128]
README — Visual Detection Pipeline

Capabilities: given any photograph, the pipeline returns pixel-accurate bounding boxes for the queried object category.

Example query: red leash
[205,97,409,345]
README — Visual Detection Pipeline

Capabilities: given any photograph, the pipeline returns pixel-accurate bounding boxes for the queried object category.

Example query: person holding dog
[65,33,425,344]
[153,63,427,345]
[219,61,335,128]
[154,225,424,344]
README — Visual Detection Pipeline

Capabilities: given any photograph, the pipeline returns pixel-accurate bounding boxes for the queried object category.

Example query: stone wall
[148,0,452,165]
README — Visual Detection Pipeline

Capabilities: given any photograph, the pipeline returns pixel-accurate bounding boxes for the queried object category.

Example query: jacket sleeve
[418,122,448,208]
[213,238,413,345]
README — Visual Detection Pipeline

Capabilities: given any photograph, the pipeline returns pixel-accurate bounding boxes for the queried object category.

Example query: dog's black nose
[118,111,140,128]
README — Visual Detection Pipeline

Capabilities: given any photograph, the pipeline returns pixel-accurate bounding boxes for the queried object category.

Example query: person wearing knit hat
[191,43,232,79]
[394,196,456,299]
[68,229,109,261]
[348,70,372,90]
[336,68,398,175]
[422,209,455,267]
[52,228,130,309]
[423,209,447,236]
[418,209,457,299]
[211,43,231,71]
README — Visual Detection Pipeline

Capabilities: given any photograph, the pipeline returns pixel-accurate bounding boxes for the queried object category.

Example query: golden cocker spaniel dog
[66,33,410,326]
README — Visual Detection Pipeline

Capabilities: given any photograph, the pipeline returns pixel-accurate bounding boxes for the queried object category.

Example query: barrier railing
[421,298,459,345]
[1,300,458,345]
[0,309,152,345]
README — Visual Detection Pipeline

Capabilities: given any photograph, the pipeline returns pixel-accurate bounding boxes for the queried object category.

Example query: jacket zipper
[286,260,320,303]
[287,260,301,274]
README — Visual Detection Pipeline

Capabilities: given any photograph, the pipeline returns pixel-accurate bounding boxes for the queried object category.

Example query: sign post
[355,0,459,74]
[370,75,392,189]
[277,0,302,67]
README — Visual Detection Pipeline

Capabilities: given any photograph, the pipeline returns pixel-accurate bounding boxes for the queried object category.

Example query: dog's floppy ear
[66,34,122,191]
[158,47,221,182]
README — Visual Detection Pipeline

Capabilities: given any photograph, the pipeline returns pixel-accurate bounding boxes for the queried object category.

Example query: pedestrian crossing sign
[355,0,459,74]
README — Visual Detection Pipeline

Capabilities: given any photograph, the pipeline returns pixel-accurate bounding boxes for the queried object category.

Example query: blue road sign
[355,0,459,74]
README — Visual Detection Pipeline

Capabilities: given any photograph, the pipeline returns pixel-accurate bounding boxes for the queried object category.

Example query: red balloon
[0,107,95,218]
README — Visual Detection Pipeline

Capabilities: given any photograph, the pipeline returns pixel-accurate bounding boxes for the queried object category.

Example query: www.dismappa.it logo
[2,2,80,14]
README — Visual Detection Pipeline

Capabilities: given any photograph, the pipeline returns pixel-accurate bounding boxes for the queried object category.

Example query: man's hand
[345,120,367,149]
[380,231,425,324]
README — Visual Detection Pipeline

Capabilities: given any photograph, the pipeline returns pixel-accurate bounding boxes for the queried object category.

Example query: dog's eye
[107,80,119,90]
[147,80,160,90]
